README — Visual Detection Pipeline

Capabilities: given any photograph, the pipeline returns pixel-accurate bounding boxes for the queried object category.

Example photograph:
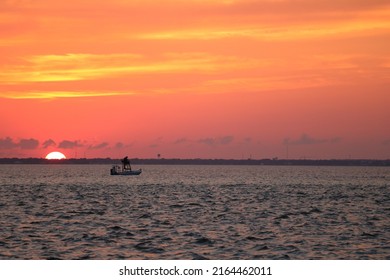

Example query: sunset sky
[1,0,389,159]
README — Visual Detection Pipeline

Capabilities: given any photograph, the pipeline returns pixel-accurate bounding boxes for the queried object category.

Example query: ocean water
[0,164,389,260]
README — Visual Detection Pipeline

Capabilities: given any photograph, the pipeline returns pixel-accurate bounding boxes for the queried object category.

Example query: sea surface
[0,164,389,260]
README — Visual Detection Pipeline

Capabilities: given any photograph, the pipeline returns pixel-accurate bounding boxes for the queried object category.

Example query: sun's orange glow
[0,1,389,159]
[45,152,66,160]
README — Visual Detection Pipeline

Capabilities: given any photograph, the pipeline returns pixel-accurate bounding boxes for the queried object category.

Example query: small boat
[110,156,142,175]
[110,165,142,175]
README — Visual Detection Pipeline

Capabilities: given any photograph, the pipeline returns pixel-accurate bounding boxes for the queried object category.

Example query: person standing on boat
[122,156,131,171]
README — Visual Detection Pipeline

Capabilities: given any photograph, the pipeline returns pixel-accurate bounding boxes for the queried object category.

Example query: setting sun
[45,151,66,160]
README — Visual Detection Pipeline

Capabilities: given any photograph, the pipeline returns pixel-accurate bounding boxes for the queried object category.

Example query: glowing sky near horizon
[1,0,389,159]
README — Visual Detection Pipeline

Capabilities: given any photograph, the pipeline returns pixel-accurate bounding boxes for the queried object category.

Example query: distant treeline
[0,158,389,166]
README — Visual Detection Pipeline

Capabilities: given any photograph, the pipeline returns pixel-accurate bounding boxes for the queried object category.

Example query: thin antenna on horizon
[286,142,289,159]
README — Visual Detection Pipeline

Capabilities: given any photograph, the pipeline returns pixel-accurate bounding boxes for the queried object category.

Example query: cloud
[0,53,143,83]
[219,135,234,145]
[0,52,259,98]
[0,137,18,149]
[198,136,234,146]
[174,138,189,144]
[330,137,342,144]
[19,138,39,150]
[284,134,342,145]
[294,134,328,145]
[114,142,134,149]
[88,142,109,150]
[42,139,56,148]
[58,140,84,149]
[198,137,215,146]
[149,144,159,148]
[148,137,164,148]
[0,52,239,85]
[115,142,124,149]
[0,91,132,99]
[139,18,389,42]
[0,137,40,150]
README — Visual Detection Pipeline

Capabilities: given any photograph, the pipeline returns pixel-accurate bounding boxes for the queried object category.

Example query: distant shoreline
[0,158,389,166]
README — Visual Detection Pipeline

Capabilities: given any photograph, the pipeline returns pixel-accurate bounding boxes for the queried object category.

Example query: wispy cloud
[219,136,234,145]
[0,53,142,83]
[198,136,234,146]
[284,134,342,145]
[174,138,190,145]
[88,142,109,150]
[198,138,215,146]
[0,52,257,99]
[138,18,389,41]
[58,140,84,149]
[0,91,132,99]
[113,142,136,150]
[42,139,56,148]
[148,137,164,148]
[0,52,243,83]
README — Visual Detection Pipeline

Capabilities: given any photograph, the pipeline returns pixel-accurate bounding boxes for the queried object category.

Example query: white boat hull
[110,165,142,176]
[113,169,142,176]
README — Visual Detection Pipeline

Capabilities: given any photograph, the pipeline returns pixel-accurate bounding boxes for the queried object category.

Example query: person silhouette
[122,156,131,170]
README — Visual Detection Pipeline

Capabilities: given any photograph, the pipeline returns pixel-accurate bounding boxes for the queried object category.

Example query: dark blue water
[0,164,389,259]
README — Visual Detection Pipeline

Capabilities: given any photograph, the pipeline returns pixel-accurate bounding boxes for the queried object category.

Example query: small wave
[195,237,214,245]
[134,242,165,254]
[191,252,209,260]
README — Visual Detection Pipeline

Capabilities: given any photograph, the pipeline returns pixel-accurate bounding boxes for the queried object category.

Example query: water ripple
[0,164,389,259]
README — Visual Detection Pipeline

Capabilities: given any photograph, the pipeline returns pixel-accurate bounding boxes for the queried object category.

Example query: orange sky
[1,0,389,159]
